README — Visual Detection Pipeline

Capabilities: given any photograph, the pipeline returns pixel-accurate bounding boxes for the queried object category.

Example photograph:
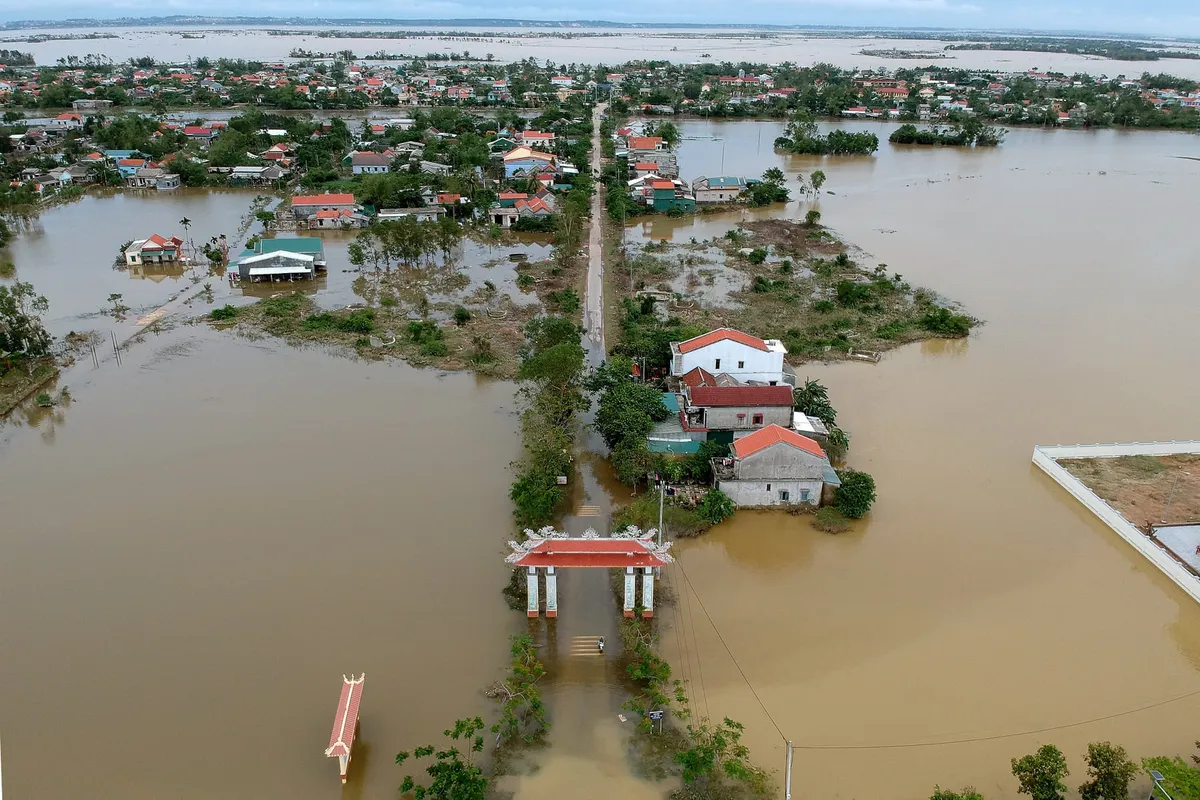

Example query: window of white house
[737,360,744,368]
[752,414,764,425]
[779,490,790,501]
[767,483,771,491]
[800,489,810,502]
[714,358,721,369]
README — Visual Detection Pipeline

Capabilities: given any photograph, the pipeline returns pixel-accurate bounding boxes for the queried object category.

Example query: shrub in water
[697,489,736,525]
[210,305,238,321]
[835,469,876,519]
[812,507,850,533]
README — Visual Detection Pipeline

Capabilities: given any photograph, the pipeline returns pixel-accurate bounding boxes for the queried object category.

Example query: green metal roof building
[237,237,326,268]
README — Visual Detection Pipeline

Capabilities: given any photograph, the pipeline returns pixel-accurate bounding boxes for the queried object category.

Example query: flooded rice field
[1,117,1200,798]
[0,188,552,340]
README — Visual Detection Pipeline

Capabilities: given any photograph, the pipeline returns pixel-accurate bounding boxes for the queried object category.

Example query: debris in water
[618,714,628,723]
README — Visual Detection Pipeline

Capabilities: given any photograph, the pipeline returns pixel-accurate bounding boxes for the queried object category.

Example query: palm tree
[178,215,194,256]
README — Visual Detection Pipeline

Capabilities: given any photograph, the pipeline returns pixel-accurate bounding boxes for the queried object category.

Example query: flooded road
[0,327,524,799]
[651,119,1200,798]
[1,114,1199,799]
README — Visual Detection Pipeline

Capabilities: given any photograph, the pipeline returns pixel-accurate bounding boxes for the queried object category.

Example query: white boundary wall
[1032,441,1200,606]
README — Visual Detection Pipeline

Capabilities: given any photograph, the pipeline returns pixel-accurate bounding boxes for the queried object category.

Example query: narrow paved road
[584,102,608,356]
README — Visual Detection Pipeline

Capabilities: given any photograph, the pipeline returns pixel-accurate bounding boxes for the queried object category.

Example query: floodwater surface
[1,115,1200,799]
[652,119,1200,799]
[0,329,524,799]
[16,25,1200,79]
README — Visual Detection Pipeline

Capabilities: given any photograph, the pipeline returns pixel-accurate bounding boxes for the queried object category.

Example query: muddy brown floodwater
[0,328,524,799]
[1,115,1199,799]
[649,119,1200,799]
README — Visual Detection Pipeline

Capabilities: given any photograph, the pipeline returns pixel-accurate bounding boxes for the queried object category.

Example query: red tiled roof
[627,136,663,150]
[634,162,659,170]
[651,180,675,190]
[293,193,355,205]
[733,425,826,460]
[118,158,146,167]
[325,674,365,758]
[499,191,528,199]
[509,538,672,569]
[314,209,341,219]
[681,366,717,388]
[688,385,793,408]
[436,193,461,204]
[183,126,212,135]
[677,328,768,354]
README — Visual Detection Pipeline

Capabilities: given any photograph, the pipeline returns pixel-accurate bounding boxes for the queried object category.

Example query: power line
[790,687,1200,751]
[665,568,695,714]
[680,564,711,721]
[675,561,1200,753]
[674,559,787,744]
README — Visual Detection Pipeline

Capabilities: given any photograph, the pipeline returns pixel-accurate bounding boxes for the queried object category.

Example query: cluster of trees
[0,280,52,372]
[589,356,672,486]
[509,315,588,527]
[746,167,791,206]
[774,112,880,156]
[890,117,1004,147]
[347,217,464,271]
[0,50,34,66]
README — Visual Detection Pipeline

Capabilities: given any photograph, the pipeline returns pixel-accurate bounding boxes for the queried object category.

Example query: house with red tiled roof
[681,384,795,434]
[123,234,184,266]
[670,328,791,386]
[183,125,217,144]
[291,192,358,221]
[713,424,839,508]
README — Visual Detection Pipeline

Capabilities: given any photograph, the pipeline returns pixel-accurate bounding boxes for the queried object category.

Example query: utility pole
[784,740,793,800]
[658,479,665,547]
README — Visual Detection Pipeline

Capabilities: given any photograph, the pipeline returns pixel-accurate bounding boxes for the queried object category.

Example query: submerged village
[3,31,1200,800]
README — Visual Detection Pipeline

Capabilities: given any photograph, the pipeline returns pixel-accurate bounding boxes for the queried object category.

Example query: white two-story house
[670,328,794,386]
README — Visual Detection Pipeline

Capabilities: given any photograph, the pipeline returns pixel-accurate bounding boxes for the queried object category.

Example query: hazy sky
[0,0,1197,36]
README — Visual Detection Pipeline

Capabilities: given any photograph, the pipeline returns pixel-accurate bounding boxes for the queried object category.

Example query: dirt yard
[1059,454,1200,528]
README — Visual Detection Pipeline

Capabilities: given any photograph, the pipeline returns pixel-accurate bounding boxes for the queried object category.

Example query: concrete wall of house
[717,479,823,507]
[734,442,830,482]
[704,405,793,431]
[352,165,389,174]
[676,341,785,384]
[696,188,743,203]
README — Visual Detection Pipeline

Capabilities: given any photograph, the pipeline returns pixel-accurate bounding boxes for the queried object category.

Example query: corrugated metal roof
[661,392,680,413]
[733,425,827,460]
[648,439,702,454]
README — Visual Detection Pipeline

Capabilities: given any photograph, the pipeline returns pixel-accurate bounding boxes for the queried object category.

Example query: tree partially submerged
[396,717,488,800]
[1011,744,1069,800]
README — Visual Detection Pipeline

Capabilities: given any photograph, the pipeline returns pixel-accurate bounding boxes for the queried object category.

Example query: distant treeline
[945,38,1200,61]
[0,49,34,65]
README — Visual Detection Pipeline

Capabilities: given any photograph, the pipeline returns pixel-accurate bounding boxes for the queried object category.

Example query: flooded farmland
[16,26,1200,81]
[1,114,1200,799]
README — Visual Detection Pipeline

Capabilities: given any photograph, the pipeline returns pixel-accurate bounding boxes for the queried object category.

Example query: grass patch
[0,359,59,417]
[612,491,713,538]
[812,507,850,533]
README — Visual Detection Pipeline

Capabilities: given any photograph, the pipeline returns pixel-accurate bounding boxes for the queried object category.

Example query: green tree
[805,209,822,226]
[834,469,876,519]
[396,717,488,800]
[676,717,769,794]
[1142,756,1200,800]
[0,280,51,359]
[931,788,985,800]
[1012,745,1069,800]
[811,169,826,194]
[793,378,836,426]
[762,166,785,185]
[1079,742,1138,800]
[697,489,736,525]
[491,634,549,743]
[594,380,670,450]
